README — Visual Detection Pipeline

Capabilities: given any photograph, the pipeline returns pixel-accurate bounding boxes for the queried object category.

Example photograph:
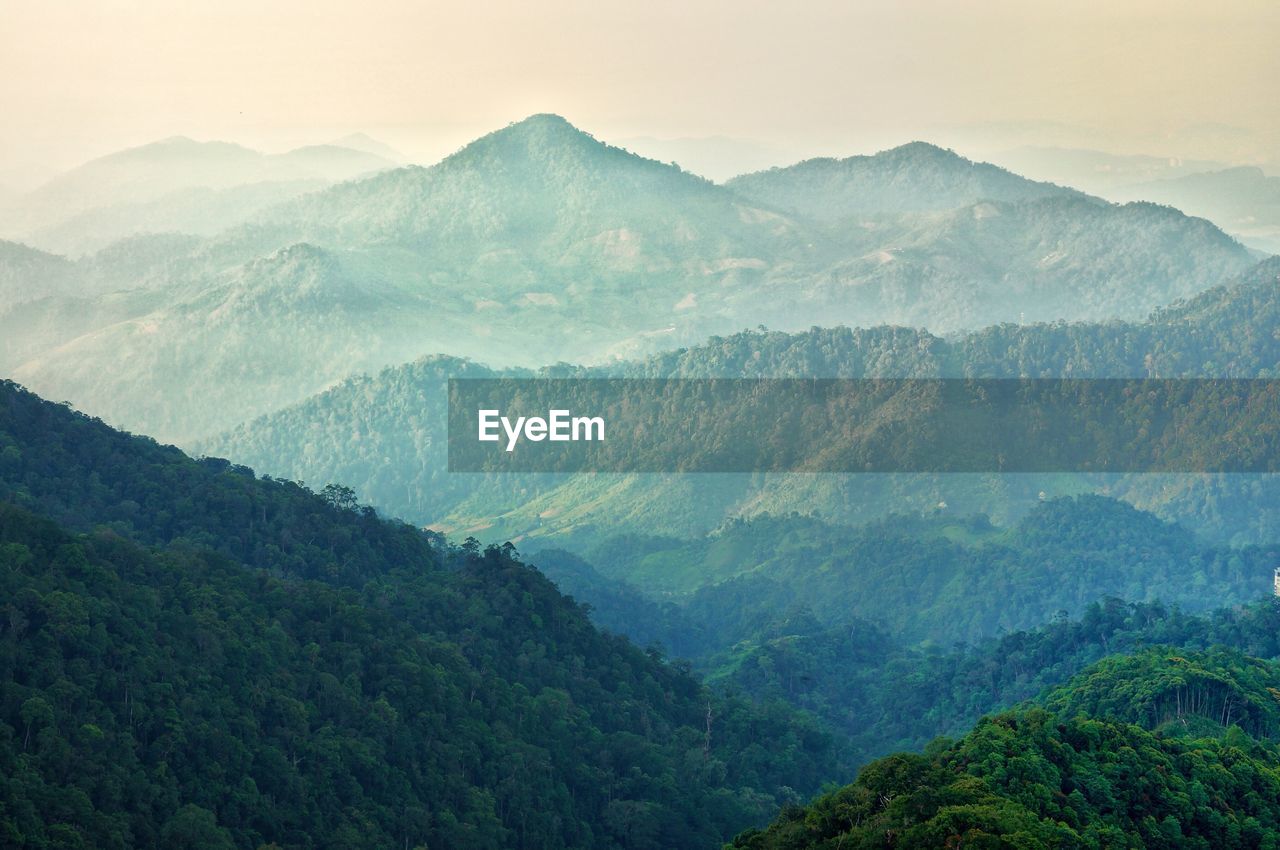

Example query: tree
[159,805,235,850]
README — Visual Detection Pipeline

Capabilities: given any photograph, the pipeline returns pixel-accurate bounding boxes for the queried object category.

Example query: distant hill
[990,145,1226,193]
[0,240,78,311]
[11,244,444,440]
[582,496,1275,644]
[3,115,1258,442]
[26,179,329,256]
[0,136,396,255]
[1108,166,1280,254]
[726,141,1086,221]
[196,257,1280,546]
[329,131,407,163]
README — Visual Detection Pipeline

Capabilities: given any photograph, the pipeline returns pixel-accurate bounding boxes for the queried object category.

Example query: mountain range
[8,375,1280,848]
[1107,166,1280,254]
[6,114,1280,849]
[0,114,1258,442]
[0,136,398,256]
[197,256,1280,548]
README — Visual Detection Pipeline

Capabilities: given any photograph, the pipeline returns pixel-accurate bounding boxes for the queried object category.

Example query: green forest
[10,376,1280,847]
[733,649,1280,849]
[197,256,1280,548]
[0,381,841,848]
[2,105,1280,850]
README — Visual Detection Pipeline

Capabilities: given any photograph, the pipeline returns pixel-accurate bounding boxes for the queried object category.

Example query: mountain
[1107,166,1280,255]
[725,141,1086,221]
[989,145,1227,194]
[3,116,1258,443]
[542,510,1280,770]
[197,257,1280,547]
[0,241,79,311]
[26,179,330,256]
[11,244,451,441]
[329,132,407,163]
[733,681,1280,848]
[0,379,843,848]
[704,596,1280,765]
[0,137,396,255]
[231,113,806,288]
[584,496,1276,645]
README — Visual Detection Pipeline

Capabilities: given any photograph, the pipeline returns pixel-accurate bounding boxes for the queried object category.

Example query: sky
[2,0,1278,175]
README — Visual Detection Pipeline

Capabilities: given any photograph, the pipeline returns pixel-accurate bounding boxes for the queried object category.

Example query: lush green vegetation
[578,496,1276,644]
[707,594,1280,768]
[732,649,1280,849]
[200,257,1280,546]
[10,375,1280,846]
[527,499,1278,769]
[0,381,843,848]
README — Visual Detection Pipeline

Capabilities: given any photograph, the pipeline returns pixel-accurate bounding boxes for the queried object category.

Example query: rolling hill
[0,136,397,256]
[0,378,843,849]
[1108,165,1280,255]
[196,257,1280,547]
[733,650,1280,849]
[2,115,1259,444]
[724,141,1086,221]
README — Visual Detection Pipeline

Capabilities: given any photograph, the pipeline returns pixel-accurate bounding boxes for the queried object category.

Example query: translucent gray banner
[447,378,1280,473]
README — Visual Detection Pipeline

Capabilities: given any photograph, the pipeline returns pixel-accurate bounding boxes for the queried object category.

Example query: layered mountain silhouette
[0,114,1259,441]
[1108,165,1280,254]
[725,141,1086,220]
[0,136,398,255]
[197,257,1280,547]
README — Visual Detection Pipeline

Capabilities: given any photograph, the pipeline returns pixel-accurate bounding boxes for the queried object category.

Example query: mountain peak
[120,136,259,160]
[446,114,612,168]
[493,113,600,146]
[406,113,704,190]
[727,139,1082,220]
[513,112,578,129]
[879,140,962,161]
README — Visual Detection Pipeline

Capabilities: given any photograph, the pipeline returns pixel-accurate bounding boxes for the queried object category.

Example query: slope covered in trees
[0,380,843,848]
[198,257,1280,547]
[724,141,1085,221]
[732,649,1280,849]
[636,496,1276,643]
[704,595,1280,769]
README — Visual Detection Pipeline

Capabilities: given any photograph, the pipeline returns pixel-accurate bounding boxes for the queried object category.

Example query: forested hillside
[529,499,1277,767]
[732,649,1280,849]
[198,256,1280,546]
[577,496,1276,642]
[1107,165,1280,255]
[724,141,1085,221]
[701,593,1280,768]
[0,381,842,848]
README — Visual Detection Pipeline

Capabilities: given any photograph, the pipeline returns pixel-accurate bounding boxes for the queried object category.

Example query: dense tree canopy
[0,381,842,848]
[732,650,1280,850]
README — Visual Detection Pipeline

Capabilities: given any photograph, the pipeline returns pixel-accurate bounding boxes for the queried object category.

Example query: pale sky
[3,0,1278,171]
